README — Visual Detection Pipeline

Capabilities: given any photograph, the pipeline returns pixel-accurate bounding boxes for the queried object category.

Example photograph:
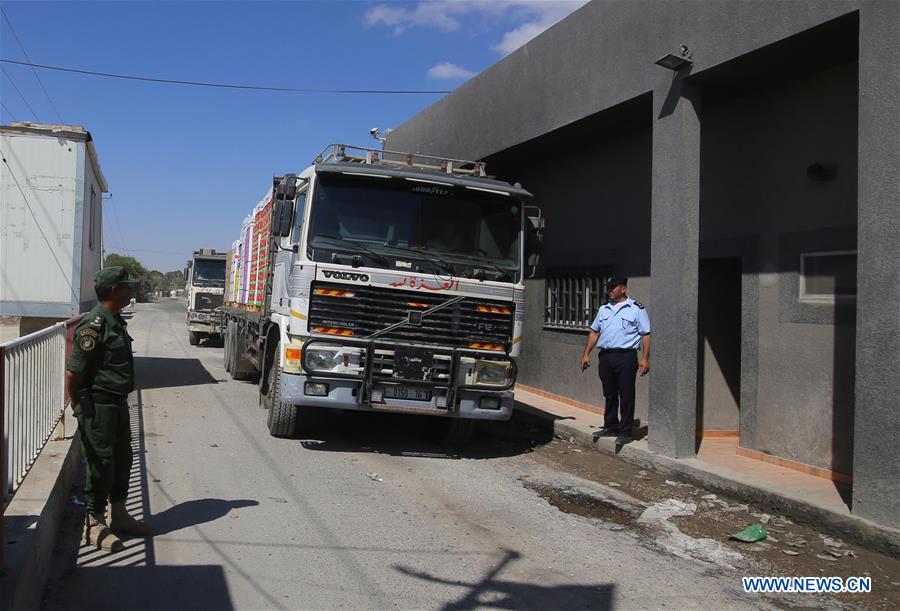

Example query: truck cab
[223,145,543,441]
[186,249,227,345]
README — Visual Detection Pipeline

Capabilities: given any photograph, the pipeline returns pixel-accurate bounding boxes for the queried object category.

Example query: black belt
[599,348,637,353]
[89,390,128,404]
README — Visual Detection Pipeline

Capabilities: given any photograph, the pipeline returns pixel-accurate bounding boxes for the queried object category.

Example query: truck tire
[437,418,474,446]
[265,365,297,438]
[231,325,257,382]
[188,331,201,346]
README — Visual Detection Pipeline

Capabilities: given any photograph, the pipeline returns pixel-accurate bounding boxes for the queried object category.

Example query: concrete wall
[699,61,858,472]
[0,133,79,317]
[388,1,860,161]
[387,0,899,525]
[487,120,652,421]
[852,3,900,526]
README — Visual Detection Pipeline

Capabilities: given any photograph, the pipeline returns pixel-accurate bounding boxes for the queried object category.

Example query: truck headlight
[474,360,512,387]
[305,348,339,372]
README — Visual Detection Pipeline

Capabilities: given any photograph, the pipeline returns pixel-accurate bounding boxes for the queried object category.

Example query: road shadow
[394,548,614,610]
[42,390,240,610]
[299,410,553,460]
[151,498,259,536]
[44,565,234,610]
[135,356,220,390]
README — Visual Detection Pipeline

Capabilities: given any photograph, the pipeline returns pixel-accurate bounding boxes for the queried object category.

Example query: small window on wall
[544,269,608,330]
[89,186,97,250]
[799,251,857,302]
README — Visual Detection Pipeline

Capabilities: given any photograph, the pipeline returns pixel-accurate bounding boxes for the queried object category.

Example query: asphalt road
[43,301,759,610]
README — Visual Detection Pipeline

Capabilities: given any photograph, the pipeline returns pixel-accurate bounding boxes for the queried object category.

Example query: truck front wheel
[188,331,201,346]
[264,364,297,438]
[436,418,474,446]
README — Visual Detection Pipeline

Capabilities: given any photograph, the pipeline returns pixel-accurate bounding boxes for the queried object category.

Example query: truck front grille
[309,282,514,351]
[193,292,224,311]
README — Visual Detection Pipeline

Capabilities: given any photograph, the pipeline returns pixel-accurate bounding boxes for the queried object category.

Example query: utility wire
[0,58,451,95]
[1,65,41,121]
[0,7,63,122]
[1,101,17,121]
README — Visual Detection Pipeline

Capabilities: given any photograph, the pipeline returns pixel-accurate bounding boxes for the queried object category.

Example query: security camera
[370,127,379,136]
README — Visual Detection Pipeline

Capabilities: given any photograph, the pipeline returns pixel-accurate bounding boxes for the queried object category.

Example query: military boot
[110,501,151,536]
[85,513,124,552]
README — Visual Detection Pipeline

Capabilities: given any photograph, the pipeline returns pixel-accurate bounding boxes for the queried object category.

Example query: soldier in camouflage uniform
[66,267,150,551]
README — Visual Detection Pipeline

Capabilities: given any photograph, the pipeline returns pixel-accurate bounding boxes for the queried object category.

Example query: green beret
[95,266,138,289]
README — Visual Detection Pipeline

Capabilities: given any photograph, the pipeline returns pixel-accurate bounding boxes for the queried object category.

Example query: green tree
[104,253,150,301]
[147,270,168,293]
[165,270,186,292]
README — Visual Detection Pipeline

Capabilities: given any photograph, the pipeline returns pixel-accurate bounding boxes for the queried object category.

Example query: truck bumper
[188,322,220,334]
[279,372,514,421]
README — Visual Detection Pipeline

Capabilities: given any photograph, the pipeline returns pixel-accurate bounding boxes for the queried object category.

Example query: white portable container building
[0,123,108,336]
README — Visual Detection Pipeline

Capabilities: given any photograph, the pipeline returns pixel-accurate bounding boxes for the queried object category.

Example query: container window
[89,186,97,250]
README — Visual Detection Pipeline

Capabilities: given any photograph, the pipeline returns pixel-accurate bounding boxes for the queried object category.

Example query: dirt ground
[43,409,897,610]
[520,431,900,610]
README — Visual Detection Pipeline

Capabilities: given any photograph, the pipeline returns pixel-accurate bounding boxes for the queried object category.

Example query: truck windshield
[307,175,521,275]
[193,259,226,287]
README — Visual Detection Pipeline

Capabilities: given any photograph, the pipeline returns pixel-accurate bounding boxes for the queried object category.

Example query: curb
[1,418,81,611]
[513,404,900,557]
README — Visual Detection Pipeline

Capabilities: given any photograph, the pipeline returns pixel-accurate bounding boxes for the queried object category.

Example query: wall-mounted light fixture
[806,163,838,182]
[655,45,693,71]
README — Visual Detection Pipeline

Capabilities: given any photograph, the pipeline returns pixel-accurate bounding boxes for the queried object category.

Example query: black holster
[75,389,96,419]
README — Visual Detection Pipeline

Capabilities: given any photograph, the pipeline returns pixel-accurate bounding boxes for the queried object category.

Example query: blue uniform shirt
[590,298,651,349]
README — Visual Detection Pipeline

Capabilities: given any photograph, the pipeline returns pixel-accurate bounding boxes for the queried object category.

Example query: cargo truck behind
[186,249,227,345]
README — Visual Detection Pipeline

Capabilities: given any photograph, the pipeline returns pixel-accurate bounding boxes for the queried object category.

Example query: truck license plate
[382,386,432,401]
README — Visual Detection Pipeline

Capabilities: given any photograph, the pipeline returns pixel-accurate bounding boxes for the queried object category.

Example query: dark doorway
[696,257,742,450]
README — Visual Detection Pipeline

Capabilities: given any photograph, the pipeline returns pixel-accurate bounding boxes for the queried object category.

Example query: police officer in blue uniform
[580,276,651,444]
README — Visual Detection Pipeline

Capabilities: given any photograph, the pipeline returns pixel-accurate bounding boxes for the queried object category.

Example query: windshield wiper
[440,253,514,280]
[311,234,390,265]
[372,243,455,276]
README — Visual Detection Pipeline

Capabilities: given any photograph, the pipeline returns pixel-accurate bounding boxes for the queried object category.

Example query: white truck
[221,144,542,441]
[186,249,227,345]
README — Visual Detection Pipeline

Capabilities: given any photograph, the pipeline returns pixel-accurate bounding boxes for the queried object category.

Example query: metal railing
[314,143,489,177]
[1,315,82,568]
[544,270,608,330]
[2,321,67,506]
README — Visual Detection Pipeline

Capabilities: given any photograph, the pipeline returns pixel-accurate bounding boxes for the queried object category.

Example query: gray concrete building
[388,1,898,528]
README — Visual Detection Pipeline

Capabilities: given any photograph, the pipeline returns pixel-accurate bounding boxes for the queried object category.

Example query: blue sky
[1,1,584,271]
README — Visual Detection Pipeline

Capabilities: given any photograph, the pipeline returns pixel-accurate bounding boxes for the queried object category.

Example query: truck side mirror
[524,205,545,279]
[276,174,306,202]
[272,199,294,238]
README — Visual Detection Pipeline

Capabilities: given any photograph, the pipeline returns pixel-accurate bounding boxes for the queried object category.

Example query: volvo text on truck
[221,144,543,441]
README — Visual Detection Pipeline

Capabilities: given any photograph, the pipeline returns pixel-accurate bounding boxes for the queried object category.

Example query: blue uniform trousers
[597,349,638,434]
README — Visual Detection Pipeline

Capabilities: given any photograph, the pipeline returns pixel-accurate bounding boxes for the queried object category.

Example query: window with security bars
[544,270,608,330]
